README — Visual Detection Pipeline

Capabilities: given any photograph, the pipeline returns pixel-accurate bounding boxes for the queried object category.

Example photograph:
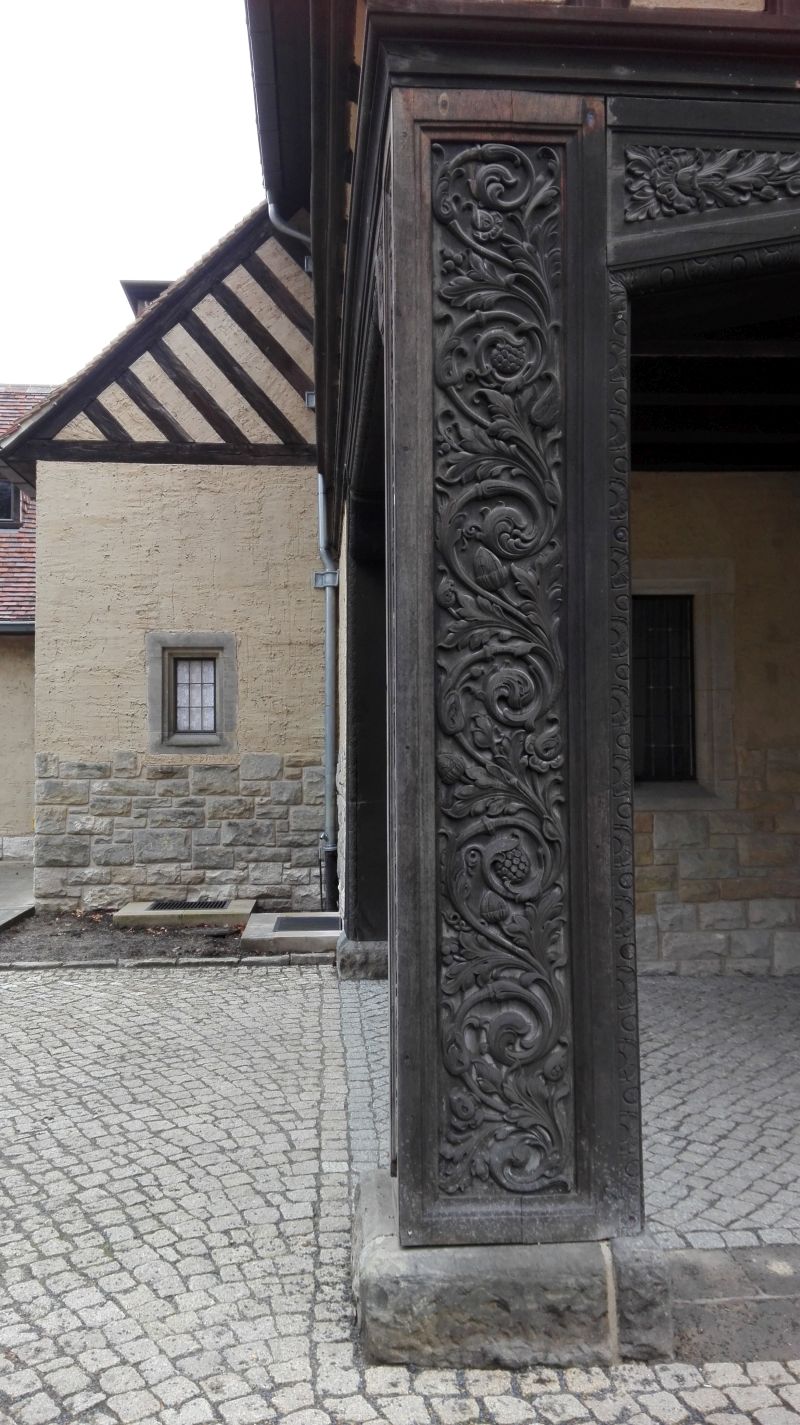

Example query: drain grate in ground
[149,898,229,912]
[272,914,341,932]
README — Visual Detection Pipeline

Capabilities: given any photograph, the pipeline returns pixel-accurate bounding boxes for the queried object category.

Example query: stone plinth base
[353,1171,672,1367]
[336,934,388,979]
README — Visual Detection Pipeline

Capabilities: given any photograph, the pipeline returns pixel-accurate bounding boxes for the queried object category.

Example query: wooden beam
[116,368,192,443]
[211,280,311,399]
[241,253,314,342]
[634,392,800,408]
[150,339,247,446]
[4,204,276,446]
[20,440,316,466]
[180,311,306,446]
[84,398,131,443]
[634,341,800,359]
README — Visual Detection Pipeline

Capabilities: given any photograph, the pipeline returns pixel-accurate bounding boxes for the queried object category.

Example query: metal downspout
[266,191,312,251]
[267,196,334,902]
[315,473,339,910]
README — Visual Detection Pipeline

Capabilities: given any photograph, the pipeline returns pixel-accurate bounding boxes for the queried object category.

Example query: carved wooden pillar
[384,88,642,1247]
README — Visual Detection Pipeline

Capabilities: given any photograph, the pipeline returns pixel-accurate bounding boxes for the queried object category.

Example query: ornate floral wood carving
[607,270,642,1209]
[431,141,573,1198]
[625,145,800,222]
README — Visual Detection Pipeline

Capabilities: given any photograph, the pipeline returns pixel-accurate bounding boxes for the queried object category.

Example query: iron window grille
[0,481,21,527]
[174,657,217,734]
[632,594,696,783]
[163,648,221,744]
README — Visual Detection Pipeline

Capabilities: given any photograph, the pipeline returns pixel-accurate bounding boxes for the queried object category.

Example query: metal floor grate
[272,914,341,932]
[149,898,230,912]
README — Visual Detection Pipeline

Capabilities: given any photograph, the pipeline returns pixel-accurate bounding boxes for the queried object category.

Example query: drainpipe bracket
[314,570,339,589]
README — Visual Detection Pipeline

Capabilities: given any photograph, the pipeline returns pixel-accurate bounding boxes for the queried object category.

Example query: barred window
[632,595,695,782]
[174,658,217,734]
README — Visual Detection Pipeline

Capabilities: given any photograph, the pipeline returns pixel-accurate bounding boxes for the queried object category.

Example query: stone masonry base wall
[34,752,324,912]
[635,749,800,977]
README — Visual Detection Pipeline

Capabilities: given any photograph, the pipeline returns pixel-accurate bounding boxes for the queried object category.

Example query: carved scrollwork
[625,145,800,223]
[432,141,573,1197]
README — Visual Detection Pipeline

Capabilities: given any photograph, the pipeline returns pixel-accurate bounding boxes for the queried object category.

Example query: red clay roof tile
[0,386,51,625]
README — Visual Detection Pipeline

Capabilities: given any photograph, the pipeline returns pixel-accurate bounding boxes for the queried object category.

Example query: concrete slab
[242,911,340,955]
[0,860,34,932]
[113,899,255,928]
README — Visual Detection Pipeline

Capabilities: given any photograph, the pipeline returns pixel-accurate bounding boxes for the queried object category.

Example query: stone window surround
[632,559,735,811]
[146,631,237,754]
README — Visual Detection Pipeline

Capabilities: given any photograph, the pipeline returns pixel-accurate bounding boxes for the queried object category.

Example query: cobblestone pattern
[33,753,324,913]
[640,975,800,1251]
[3,968,800,1423]
[635,751,800,977]
[341,976,800,1254]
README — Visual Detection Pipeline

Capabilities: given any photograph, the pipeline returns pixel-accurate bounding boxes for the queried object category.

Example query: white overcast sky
[0,1,265,385]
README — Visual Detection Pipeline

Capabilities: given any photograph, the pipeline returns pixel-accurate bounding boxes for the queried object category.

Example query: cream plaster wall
[631,473,800,752]
[35,461,323,762]
[0,636,34,837]
[631,472,800,975]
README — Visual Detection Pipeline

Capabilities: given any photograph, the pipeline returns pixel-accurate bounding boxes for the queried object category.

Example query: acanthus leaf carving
[432,141,574,1199]
[625,144,800,223]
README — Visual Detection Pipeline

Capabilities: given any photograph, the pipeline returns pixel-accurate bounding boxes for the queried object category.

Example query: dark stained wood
[21,439,315,466]
[0,201,299,454]
[150,339,247,446]
[210,279,311,397]
[636,340,800,359]
[241,252,314,341]
[84,399,131,443]
[116,368,192,443]
[180,310,305,446]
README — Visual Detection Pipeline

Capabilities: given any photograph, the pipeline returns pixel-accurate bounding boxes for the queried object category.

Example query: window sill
[634,781,728,812]
[160,733,223,749]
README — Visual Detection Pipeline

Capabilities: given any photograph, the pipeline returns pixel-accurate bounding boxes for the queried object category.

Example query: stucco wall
[632,472,800,976]
[34,461,324,909]
[0,635,34,847]
[36,461,322,759]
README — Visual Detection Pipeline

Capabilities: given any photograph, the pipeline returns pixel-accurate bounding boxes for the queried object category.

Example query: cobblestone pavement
[640,977,800,1251]
[2,967,800,1425]
[341,977,800,1251]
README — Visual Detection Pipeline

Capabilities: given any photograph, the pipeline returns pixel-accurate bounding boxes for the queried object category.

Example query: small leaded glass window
[174,657,217,734]
[0,481,20,525]
[633,595,695,782]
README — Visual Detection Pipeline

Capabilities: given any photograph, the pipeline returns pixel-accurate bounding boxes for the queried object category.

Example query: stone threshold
[0,903,34,933]
[670,1242,800,1363]
[0,951,335,971]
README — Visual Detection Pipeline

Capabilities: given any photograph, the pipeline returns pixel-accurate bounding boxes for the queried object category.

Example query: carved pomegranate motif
[432,141,573,1198]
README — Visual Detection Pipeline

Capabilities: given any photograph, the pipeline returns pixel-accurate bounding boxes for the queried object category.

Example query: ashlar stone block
[221,820,276,846]
[206,797,253,820]
[352,1171,671,1367]
[240,754,283,781]
[133,830,192,863]
[35,834,91,868]
[773,930,800,975]
[678,849,738,880]
[189,765,240,795]
[698,901,746,931]
[653,814,708,851]
[749,899,796,928]
[37,779,89,805]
